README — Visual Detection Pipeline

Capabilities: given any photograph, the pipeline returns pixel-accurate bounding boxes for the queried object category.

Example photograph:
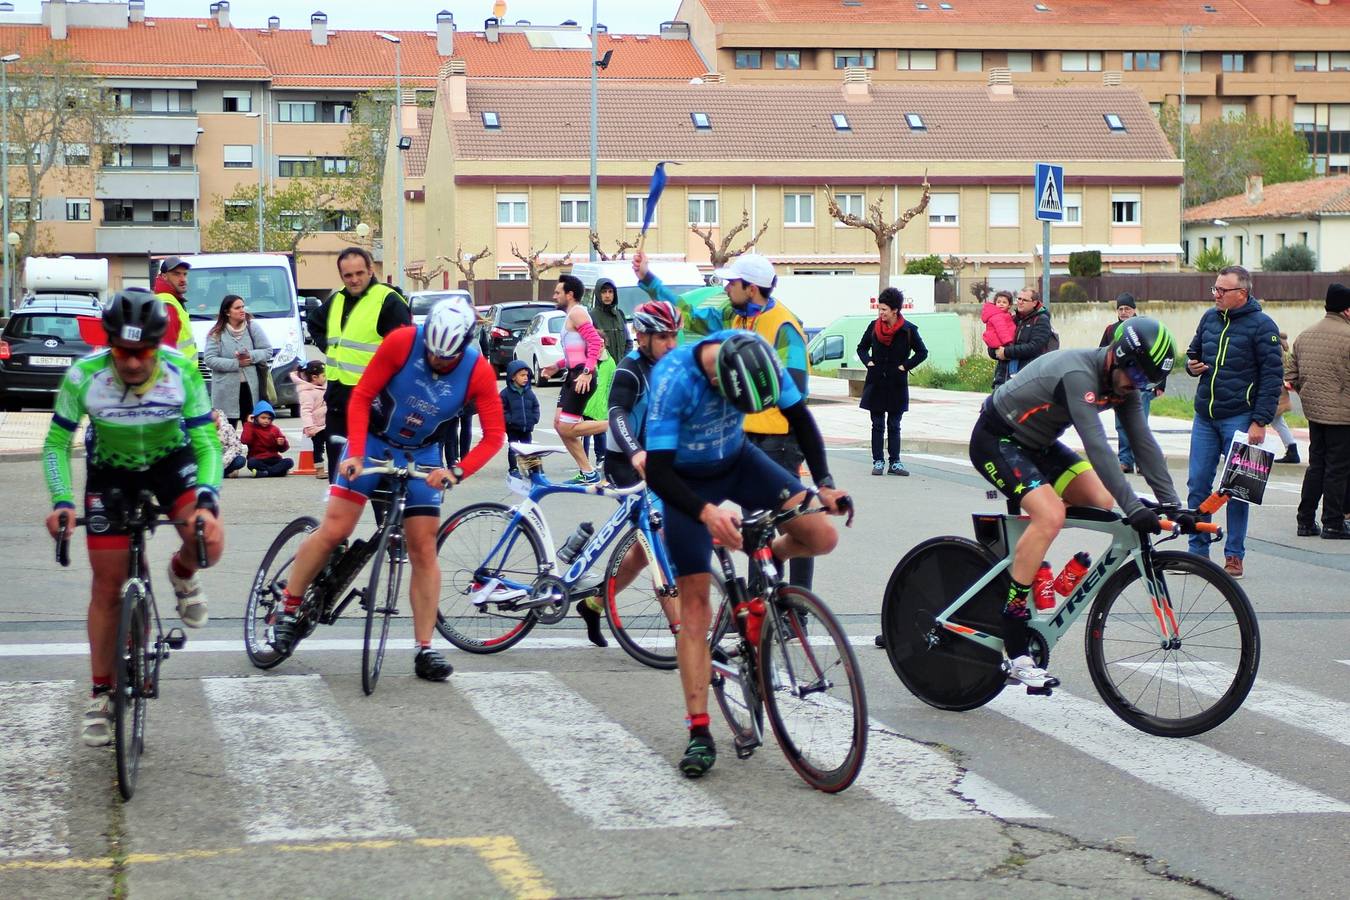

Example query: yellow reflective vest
[156,291,198,361]
[324,282,400,386]
[734,301,805,436]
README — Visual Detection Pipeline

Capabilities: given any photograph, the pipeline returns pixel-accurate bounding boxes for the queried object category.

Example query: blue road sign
[1035,163,1065,222]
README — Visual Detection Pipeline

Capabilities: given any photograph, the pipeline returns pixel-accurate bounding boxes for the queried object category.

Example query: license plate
[29,356,73,367]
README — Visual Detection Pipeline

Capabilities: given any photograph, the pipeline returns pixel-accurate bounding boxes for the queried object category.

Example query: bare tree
[690,209,769,268]
[588,231,637,262]
[510,242,574,300]
[451,245,491,302]
[204,177,346,266]
[825,178,932,293]
[404,260,448,293]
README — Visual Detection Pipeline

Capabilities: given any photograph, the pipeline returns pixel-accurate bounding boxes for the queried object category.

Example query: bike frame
[315,461,413,622]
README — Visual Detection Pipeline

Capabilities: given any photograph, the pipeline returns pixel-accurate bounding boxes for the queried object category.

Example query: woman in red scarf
[857,287,928,475]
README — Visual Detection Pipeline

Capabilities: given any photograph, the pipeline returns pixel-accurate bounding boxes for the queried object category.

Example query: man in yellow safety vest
[154,256,198,361]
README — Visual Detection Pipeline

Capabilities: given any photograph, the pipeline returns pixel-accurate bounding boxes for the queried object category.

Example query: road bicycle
[56,489,205,800]
[434,443,714,667]
[708,492,867,792]
[880,499,1259,737]
[244,456,447,695]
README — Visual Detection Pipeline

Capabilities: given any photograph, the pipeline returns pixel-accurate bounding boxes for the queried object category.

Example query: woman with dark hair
[857,287,927,476]
[203,294,273,428]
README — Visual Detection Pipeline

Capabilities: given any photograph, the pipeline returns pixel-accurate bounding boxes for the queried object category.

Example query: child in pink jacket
[290,360,329,479]
[981,290,1017,350]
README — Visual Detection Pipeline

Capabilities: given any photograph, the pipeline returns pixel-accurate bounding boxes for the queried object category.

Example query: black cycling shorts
[557,365,591,422]
[84,445,198,549]
[969,415,1090,504]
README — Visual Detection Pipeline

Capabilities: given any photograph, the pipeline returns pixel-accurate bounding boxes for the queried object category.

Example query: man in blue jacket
[1184,265,1283,578]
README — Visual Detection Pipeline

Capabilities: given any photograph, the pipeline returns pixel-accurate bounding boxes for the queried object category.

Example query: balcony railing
[113,108,197,117]
[99,219,197,227]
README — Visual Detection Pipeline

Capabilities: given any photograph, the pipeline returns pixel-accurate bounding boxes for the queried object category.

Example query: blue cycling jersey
[645,329,803,473]
[366,326,481,449]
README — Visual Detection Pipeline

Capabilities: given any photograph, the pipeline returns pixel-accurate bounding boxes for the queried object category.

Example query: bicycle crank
[529,575,571,625]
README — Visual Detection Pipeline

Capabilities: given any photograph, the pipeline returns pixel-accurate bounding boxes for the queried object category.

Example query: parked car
[408,289,474,326]
[480,301,552,374]
[0,296,103,410]
[513,311,566,383]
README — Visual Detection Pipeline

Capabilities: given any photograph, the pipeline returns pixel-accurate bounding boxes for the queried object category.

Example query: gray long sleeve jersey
[987,348,1180,516]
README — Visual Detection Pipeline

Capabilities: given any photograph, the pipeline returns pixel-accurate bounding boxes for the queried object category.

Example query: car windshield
[410,293,467,317]
[186,266,295,319]
[614,285,701,317]
[500,305,549,328]
[5,314,86,342]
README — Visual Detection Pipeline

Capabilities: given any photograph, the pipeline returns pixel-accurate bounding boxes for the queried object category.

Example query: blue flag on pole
[641,162,671,235]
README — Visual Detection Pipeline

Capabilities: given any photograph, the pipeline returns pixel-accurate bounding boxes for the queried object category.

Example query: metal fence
[941,272,1347,305]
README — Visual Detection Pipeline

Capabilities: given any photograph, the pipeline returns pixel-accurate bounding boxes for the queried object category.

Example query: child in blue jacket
[501,360,541,475]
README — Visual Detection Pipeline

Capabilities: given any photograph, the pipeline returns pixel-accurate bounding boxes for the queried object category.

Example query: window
[151,199,192,223]
[1006,51,1032,72]
[63,143,90,166]
[897,49,937,70]
[559,195,590,226]
[775,50,800,70]
[65,198,91,221]
[928,192,958,226]
[1333,52,1350,72]
[1257,235,1265,259]
[482,111,501,129]
[497,193,528,226]
[1221,53,1245,73]
[222,90,252,113]
[320,156,357,175]
[103,144,131,168]
[1149,101,1163,117]
[831,113,850,131]
[278,210,307,232]
[223,200,253,222]
[783,192,814,226]
[1061,192,1082,225]
[1300,231,1309,245]
[1181,239,1190,266]
[498,270,529,280]
[4,143,38,165]
[1182,102,1201,125]
[956,50,982,72]
[223,145,253,169]
[691,112,711,130]
[109,89,133,111]
[905,112,926,130]
[688,195,718,226]
[1295,52,1325,72]
[833,192,864,224]
[319,210,359,232]
[278,156,317,177]
[11,198,40,221]
[1061,51,1102,72]
[834,49,876,69]
[1222,103,1247,120]
[734,50,762,69]
[988,192,1019,227]
[1104,113,1126,132]
[626,195,655,227]
[277,101,317,123]
[1111,192,1140,225]
[323,101,354,124]
[1182,52,1202,73]
[1122,52,1161,71]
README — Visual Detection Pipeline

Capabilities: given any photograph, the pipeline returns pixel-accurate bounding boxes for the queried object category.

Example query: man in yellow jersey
[153,256,198,360]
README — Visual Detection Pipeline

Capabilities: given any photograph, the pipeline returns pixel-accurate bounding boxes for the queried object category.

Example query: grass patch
[911,353,996,392]
[1150,395,1307,427]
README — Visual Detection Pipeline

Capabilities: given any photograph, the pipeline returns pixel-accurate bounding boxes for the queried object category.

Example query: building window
[1006,51,1032,72]
[223,200,253,222]
[834,49,876,69]
[1221,53,1245,73]
[688,195,718,226]
[110,89,133,111]
[222,90,252,113]
[897,49,937,70]
[1181,239,1189,266]
[322,101,353,124]
[1122,51,1161,71]
[4,143,38,166]
[278,209,307,232]
[928,192,958,226]
[833,192,864,224]
[1182,103,1202,125]
[559,195,590,226]
[62,143,90,166]
[103,144,131,168]
[1333,52,1350,72]
[904,112,927,130]
[831,113,850,131]
[1222,103,1247,120]
[988,192,1019,227]
[1111,193,1140,225]
[223,145,254,169]
[793,268,855,275]
[497,193,528,226]
[1062,192,1082,225]
[320,156,357,175]
[1257,234,1265,259]
[690,112,711,130]
[956,50,982,72]
[784,192,814,226]
[151,199,192,223]
[498,270,529,280]
[278,156,317,177]
[775,50,800,70]
[277,101,317,123]
[626,195,656,227]
[319,210,359,232]
[1183,52,1202,73]
[1149,101,1163,117]
[1061,51,1102,72]
[11,198,40,221]
[734,50,762,70]
[481,111,501,129]
[1104,113,1127,132]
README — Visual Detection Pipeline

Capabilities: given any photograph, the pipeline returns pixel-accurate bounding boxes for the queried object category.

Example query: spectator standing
[589,280,630,465]
[992,288,1053,387]
[203,295,272,429]
[241,401,294,478]
[501,360,541,476]
[1184,265,1283,578]
[153,256,198,360]
[290,360,329,479]
[1098,293,1161,473]
[1271,331,1300,464]
[857,288,928,476]
[1288,284,1350,539]
[212,409,247,478]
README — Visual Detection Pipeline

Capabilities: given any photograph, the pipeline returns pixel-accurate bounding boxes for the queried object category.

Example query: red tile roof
[1182,175,1350,222]
[405,108,434,179]
[0,20,271,80]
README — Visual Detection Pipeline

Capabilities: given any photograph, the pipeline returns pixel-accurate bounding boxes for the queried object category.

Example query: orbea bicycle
[434,443,712,667]
[708,492,867,793]
[244,456,448,695]
[56,489,204,801]
[881,498,1259,737]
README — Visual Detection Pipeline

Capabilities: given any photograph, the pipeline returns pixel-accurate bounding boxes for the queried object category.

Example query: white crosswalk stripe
[0,681,75,859]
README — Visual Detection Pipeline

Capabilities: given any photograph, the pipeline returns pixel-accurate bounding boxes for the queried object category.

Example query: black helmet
[715,332,781,413]
[103,288,169,346]
[1111,316,1176,390]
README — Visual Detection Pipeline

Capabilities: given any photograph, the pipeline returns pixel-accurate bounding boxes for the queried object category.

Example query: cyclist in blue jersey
[643,330,850,777]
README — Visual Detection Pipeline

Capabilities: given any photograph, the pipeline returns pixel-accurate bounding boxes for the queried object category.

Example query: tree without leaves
[1157,106,1315,208]
[510,243,573,300]
[825,178,931,293]
[450,245,491,301]
[689,209,769,268]
[588,231,637,261]
[405,260,448,292]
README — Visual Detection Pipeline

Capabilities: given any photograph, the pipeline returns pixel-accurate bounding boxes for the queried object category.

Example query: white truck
[22,256,109,307]
[768,274,936,336]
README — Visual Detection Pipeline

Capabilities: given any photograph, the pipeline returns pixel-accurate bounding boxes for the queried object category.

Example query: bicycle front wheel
[760,587,867,793]
[1086,550,1259,737]
[245,516,318,669]
[114,579,150,801]
[361,527,401,696]
[435,502,545,653]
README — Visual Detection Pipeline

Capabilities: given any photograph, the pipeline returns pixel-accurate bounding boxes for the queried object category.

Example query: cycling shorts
[557,365,591,423]
[969,412,1091,504]
[84,445,198,550]
[662,442,805,577]
[330,433,444,518]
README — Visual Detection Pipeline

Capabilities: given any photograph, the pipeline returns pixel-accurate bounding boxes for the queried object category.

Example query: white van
[179,253,306,415]
[569,260,706,317]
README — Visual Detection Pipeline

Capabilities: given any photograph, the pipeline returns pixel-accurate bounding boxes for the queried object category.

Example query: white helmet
[423,296,477,359]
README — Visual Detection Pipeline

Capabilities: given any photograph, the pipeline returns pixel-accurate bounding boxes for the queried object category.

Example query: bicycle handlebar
[55,511,210,568]
[1158,517,1221,536]
[360,457,453,489]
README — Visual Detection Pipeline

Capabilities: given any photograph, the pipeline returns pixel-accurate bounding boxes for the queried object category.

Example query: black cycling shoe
[270,612,302,654]
[414,648,453,682]
[576,598,609,648]
[679,733,717,778]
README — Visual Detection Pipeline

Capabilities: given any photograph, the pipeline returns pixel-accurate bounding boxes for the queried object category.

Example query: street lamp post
[246,112,264,251]
[2,53,22,317]
[1179,25,1194,211]
[377,32,405,287]
[588,0,599,261]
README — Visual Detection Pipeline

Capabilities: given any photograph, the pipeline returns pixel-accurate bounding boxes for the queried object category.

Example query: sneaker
[679,733,717,778]
[168,564,208,628]
[1003,655,1060,690]
[576,596,609,648]
[565,469,602,486]
[1297,522,1321,538]
[313,464,327,479]
[871,460,885,476]
[414,648,453,681]
[1223,556,1244,579]
[81,693,112,747]
[888,460,908,477]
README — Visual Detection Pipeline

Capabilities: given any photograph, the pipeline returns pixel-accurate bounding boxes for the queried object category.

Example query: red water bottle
[1054,551,1092,596]
[735,598,767,645]
[1033,561,1056,612]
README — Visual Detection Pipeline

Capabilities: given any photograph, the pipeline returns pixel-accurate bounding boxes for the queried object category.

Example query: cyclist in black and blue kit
[644,330,850,778]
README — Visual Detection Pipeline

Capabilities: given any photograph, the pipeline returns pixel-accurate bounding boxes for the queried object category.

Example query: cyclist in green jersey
[42,289,224,748]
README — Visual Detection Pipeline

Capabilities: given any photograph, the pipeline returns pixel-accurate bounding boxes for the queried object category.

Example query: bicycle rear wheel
[710,598,762,756]
[881,537,1009,711]
[434,503,544,653]
[759,587,867,792]
[604,528,679,669]
[245,516,318,669]
[1086,550,1259,737]
[362,528,401,696]
[114,580,150,801]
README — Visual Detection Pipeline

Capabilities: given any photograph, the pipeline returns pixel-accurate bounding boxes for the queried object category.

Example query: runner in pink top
[539,274,608,482]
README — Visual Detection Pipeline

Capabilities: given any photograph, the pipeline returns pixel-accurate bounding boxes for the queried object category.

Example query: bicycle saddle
[509,442,568,457]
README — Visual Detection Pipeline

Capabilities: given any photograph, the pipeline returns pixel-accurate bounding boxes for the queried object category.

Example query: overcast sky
[7,0,684,33]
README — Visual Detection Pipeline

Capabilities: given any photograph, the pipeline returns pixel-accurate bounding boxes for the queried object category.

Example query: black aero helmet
[103,287,169,346]
[715,331,781,413]
[1111,316,1176,389]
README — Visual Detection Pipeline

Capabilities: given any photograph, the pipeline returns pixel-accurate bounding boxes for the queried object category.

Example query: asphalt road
[2,401,1348,899]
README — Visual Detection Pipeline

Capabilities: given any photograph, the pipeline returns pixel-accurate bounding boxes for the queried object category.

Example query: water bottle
[557,522,595,564]
[1053,551,1092,596]
[1033,561,1056,612]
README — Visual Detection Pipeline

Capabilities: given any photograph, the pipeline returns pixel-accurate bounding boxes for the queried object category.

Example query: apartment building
[0,0,705,293]
[413,68,1183,291]
[677,0,1350,174]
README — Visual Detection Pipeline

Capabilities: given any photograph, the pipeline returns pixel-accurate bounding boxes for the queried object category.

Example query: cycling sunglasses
[110,344,157,362]
[1122,360,1160,392]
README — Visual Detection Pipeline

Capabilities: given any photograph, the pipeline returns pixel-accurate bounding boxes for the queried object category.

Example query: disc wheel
[245,516,318,669]
[361,529,401,696]
[434,502,545,653]
[881,536,1009,711]
[1086,550,1259,737]
[114,580,150,801]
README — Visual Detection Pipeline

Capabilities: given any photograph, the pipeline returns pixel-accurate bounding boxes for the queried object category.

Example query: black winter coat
[857,319,928,414]
[990,305,1053,386]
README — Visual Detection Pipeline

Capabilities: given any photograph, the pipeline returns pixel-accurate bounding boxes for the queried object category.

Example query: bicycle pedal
[1025,685,1053,697]
[733,735,760,759]
[163,627,186,650]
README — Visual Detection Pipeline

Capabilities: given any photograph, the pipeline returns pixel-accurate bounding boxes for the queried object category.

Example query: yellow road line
[0,835,555,899]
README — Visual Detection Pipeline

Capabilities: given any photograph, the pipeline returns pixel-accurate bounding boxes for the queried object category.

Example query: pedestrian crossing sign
[1035,163,1065,222]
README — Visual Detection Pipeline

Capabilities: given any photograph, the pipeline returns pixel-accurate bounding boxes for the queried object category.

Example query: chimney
[129,0,144,23]
[842,66,871,102]
[436,9,454,56]
[987,67,1014,98]
[444,59,468,119]
[216,0,230,27]
[209,3,219,17]
[1246,174,1264,205]
[659,20,691,40]
[310,11,327,46]
[1314,0,1330,5]
[47,0,68,39]
[484,16,499,42]
[267,15,280,30]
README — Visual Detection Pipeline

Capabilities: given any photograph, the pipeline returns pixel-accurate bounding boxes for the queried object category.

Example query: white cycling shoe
[82,693,112,747]
[168,564,209,629]
[1004,655,1061,690]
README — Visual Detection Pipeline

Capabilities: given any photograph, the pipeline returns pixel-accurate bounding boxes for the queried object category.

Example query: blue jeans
[1115,391,1154,468]
[1186,412,1251,559]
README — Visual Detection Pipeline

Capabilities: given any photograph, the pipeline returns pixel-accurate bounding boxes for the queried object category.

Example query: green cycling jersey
[42,347,223,508]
